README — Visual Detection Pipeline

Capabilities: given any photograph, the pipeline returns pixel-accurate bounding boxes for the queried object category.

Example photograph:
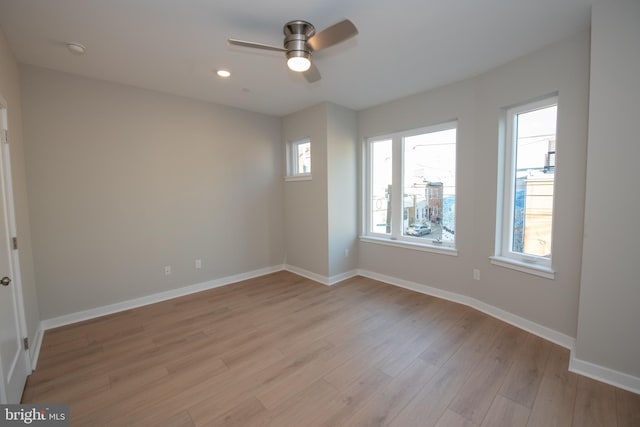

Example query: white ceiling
[0,0,591,117]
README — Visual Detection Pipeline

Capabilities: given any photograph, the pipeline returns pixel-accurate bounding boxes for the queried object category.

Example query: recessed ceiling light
[216,69,231,78]
[66,42,86,55]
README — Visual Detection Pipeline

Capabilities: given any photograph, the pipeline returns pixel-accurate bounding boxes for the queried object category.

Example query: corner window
[365,121,457,251]
[495,96,557,271]
[286,138,311,181]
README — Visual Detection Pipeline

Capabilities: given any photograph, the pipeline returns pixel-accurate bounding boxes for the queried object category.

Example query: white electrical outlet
[344,249,350,258]
[473,269,480,281]
[164,266,171,276]
[195,259,202,269]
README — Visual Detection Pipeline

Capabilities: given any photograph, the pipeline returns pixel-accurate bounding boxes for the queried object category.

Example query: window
[495,96,557,272]
[286,138,311,180]
[365,121,457,251]
[369,138,392,234]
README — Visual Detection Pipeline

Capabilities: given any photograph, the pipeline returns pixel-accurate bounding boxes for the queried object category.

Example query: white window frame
[362,121,458,256]
[285,138,311,181]
[365,135,394,238]
[492,95,558,278]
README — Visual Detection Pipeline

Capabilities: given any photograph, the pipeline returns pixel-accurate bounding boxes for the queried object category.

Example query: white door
[0,99,30,404]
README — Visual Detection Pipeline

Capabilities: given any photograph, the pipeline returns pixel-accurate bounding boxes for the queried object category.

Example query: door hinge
[12,237,17,250]
[23,337,29,350]
[1,129,7,145]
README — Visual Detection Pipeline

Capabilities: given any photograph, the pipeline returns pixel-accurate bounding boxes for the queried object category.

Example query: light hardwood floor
[23,271,640,426]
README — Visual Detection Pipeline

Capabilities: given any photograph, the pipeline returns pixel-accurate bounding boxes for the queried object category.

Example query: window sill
[489,256,555,280]
[285,174,312,182]
[360,235,458,257]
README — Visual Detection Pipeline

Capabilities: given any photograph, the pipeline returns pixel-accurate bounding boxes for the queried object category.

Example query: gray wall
[20,65,284,320]
[357,30,590,338]
[0,29,39,350]
[327,103,357,277]
[282,103,329,276]
[282,102,358,280]
[576,0,640,378]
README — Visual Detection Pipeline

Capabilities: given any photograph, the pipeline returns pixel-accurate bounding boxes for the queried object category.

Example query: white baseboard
[40,264,284,331]
[33,263,355,368]
[356,268,640,393]
[30,326,44,370]
[328,269,359,285]
[283,264,329,285]
[283,264,358,286]
[356,269,575,350]
[32,264,639,395]
[570,353,640,395]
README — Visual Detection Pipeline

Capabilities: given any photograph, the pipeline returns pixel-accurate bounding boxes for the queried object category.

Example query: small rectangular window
[286,138,311,180]
[497,96,558,268]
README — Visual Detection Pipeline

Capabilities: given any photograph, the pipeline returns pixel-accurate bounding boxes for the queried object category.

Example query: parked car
[406,224,431,236]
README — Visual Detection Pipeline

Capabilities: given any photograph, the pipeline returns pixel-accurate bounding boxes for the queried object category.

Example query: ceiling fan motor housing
[284,20,315,61]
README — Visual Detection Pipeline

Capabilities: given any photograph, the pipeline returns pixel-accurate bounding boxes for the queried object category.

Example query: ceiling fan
[228,19,358,83]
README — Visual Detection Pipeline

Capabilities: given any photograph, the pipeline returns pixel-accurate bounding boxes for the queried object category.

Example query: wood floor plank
[616,388,640,427]
[527,346,578,427]
[323,334,405,391]
[419,307,485,367]
[434,409,478,427]
[313,368,391,427]
[186,339,337,425]
[480,395,530,427]
[21,272,638,427]
[499,333,552,408]
[340,357,439,426]
[572,376,618,427]
[24,372,110,404]
[448,324,528,425]
[263,379,340,427]
[206,396,267,427]
[376,299,461,377]
[135,410,195,427]
[388,318,505,427]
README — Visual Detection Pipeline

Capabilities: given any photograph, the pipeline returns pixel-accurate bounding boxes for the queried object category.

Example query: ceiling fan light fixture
[287,52,311,72]
[228,18,358,82]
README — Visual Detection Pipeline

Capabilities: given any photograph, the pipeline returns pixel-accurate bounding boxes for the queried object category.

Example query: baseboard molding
[32,264,639,395]
[570,354,640,395]
[283,264,329,285]
[356,268,640,393]
[30,326,44,371]
[327,269,359,285]
[40,264,284,331]
[283,264,358,286]
[356,269,575,350]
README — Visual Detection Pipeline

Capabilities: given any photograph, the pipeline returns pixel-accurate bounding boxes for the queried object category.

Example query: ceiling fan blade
[303,62,321,83]
[227,38,286,52]
[307,19,358,51]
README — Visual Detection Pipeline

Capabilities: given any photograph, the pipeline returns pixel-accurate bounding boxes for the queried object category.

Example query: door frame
[0,94,32,400]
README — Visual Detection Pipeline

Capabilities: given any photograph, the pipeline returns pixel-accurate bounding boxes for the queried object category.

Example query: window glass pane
[512,105,557,257]
[295,141,311,174]
[403,128,456,243]
[370,139,392,234]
